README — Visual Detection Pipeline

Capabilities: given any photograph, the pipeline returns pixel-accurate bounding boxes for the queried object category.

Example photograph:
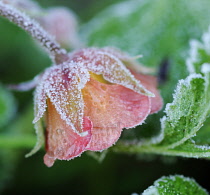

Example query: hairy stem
[0,2,68,64]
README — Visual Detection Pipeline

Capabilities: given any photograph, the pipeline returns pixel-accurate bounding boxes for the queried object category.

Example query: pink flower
[32,47,162,167]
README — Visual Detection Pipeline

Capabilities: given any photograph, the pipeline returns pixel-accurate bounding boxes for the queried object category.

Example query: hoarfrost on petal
[40,62,89,134]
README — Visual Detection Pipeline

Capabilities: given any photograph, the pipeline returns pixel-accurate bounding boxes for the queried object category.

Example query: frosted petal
[69,48,154,97]
[44,100,92,167]
[82,78,151,151]
[39,63,89,134]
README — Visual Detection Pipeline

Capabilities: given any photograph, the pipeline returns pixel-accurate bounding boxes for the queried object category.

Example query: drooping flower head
[29,47,162,167]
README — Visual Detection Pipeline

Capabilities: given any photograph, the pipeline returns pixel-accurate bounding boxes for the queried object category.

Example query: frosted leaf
[142,175,208,195]
[159,75,207,148]
[35,62,89,134]
[69,48,154,97]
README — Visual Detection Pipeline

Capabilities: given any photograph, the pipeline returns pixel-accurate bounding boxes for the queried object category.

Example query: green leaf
[159,74,208,148]
[0,84,16,129]
[141,175,208,195]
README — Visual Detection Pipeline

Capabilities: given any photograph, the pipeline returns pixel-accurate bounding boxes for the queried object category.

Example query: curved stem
[0,2,68,64]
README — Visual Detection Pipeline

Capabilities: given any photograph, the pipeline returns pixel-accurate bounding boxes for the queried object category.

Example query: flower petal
[82,78,151,151]
[69,48,154,97]
[44,99,92,167]
[41,64,89,134]
[131,72,163,114]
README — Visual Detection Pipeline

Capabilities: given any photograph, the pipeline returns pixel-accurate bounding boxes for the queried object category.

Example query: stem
[112,142,210,158]
[0,2,68,63]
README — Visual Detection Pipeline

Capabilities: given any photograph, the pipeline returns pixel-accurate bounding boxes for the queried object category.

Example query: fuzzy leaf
[159,75,208,148]
[141,175,208,195]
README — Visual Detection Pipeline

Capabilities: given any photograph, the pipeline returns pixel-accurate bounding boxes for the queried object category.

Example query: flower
[30,47,162,167]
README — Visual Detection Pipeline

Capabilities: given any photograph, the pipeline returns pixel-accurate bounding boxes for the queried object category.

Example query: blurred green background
[0,0,210,194]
